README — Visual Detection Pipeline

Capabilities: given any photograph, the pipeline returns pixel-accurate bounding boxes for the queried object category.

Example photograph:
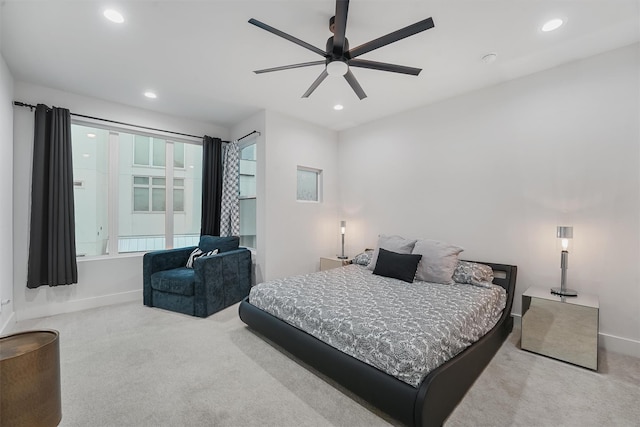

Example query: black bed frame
[238,261,517,426]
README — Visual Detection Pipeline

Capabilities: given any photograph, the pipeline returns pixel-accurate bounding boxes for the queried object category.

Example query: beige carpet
[10,302,640,427]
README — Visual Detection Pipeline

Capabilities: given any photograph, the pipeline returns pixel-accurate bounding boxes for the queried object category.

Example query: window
[133,135,185,168]
[239,142,256,248]
[297,166,322,202]
[72,123,202,257]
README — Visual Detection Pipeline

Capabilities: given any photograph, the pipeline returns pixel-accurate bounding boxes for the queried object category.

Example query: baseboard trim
[0,310,16,335]
[16,290,142,322]
[599,333,640,358]
[511,313,640,358]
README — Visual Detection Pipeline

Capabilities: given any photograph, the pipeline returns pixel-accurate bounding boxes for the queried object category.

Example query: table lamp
[337,220,348,259]
[551,226,578,297]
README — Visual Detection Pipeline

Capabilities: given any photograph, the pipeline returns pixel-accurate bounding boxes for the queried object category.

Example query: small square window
[297,166,321,202]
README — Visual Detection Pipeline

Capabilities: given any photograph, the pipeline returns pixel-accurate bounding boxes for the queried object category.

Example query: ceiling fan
[249,0,435,100]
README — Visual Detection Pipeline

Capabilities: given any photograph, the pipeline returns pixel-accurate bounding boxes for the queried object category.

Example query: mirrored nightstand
[320,256,351,271]
[521,286,599,370]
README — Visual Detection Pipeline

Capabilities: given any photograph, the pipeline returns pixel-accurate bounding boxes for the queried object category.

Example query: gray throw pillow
[412,239,464,284]
[367,235,418,271]
[352,249,374,266]
[452,261,494,288]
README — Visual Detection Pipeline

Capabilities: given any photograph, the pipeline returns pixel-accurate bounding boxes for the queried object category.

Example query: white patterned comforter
[249,264,506,388]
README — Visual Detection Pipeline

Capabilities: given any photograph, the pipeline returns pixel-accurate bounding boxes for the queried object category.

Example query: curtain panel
[220,141,240,237]
[200,135,223,236]
[27,104,78,288]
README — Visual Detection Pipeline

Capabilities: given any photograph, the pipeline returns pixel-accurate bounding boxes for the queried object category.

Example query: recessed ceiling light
[82,153,91,158]
[144,91,157,99]
[103,9,124,24]
[333,104,344,111]
[481,53,498,64]
[542,18,563,32]
[87,133,96,138]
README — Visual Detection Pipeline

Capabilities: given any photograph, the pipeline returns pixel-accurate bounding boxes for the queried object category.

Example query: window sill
[76,252,145,262]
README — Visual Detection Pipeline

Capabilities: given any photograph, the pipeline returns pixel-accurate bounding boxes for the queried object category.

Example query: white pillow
[367,235,418,271]
[412,239,464,284]
[186,248,219,268]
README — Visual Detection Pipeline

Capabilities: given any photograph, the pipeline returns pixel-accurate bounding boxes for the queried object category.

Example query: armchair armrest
[143,246,196,306]
[193,248,252,317]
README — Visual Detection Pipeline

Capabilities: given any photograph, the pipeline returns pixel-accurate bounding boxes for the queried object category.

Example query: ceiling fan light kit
[326,60,349,76]
[249,0,435,100]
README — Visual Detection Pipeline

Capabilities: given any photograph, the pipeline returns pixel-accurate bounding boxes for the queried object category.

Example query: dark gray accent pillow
[372,248,422,283]
[367,235,418,271]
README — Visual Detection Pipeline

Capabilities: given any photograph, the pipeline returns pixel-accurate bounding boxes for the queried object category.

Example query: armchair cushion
[199,235,239,253]
[151,267,195,296]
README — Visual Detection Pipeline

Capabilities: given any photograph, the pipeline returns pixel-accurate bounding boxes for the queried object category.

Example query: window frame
[71,119,201,258]
[296,165,322,203]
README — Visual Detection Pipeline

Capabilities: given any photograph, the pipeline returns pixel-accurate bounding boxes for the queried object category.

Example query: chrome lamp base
[551,287,578,297]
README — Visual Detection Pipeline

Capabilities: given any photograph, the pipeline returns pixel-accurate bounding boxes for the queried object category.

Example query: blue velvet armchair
[143,236,252,317]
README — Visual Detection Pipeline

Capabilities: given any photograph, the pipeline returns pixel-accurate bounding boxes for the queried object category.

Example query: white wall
[0,51,15,332]
[338,44,640,356]
[262,110,340,280]
[232,110,340,283]
[12,81,229,321]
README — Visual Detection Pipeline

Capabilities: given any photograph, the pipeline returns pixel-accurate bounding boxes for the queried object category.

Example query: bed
[239,260,517,426]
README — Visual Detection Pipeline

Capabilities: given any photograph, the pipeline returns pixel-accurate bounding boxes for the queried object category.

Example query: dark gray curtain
[27,104,78,288]
[201,135,223,236]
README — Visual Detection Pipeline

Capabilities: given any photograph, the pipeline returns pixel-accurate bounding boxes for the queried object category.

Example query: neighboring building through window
[133,176,185,212]
[72,123,202,257]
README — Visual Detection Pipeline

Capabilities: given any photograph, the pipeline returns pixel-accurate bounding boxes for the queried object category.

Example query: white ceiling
[1,1,639,131]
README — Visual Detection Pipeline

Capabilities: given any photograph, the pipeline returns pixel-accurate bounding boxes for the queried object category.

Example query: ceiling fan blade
[249,18,327,57]
[349,59,421,76]
[332,0,349,57]
[302,69,329,98]
[344,69,367,100]
[347,17,434,59]
[254,61,326,74]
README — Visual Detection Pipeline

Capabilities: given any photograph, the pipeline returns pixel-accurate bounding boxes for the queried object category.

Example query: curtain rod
[13,101,260,143]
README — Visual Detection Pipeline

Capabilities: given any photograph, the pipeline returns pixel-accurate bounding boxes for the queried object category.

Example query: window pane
[239,197,256,248]
[133,176,148,185]
[152,188,166,211]
[72,124,109,257]
[152,139,166,166]
[119,132,165,252]
[240,144,256,198]
[133,187,149,211]
[152,177,166,186]
[240,144,255,160]
[174,142,185,168]
[297,168,319,201]
[172,143,202,248]
[134,135,150,165]
[239,143,257,248]
[239,175,255,198]
[173,189,184,212]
